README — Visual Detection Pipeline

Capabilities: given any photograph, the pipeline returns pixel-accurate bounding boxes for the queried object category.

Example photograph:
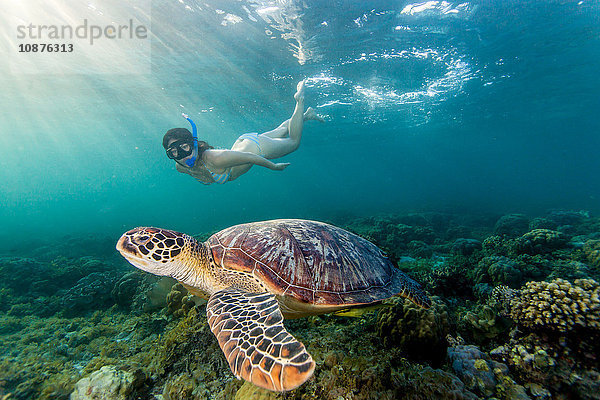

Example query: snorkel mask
[166,139,193,160]
[166,113,198,167]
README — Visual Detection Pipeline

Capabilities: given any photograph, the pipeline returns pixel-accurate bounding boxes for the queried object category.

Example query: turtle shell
[207,219,429,307]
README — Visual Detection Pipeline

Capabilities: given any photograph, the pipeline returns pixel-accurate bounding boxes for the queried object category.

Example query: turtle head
[116,227,196,277]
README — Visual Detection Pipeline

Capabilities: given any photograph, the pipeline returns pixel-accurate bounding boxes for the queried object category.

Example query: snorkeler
[163,80,324,185]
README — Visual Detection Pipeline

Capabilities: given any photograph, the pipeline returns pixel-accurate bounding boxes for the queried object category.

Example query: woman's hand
[271,162,290,171]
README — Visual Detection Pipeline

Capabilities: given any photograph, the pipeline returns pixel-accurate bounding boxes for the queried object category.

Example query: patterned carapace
[208,219,431,308]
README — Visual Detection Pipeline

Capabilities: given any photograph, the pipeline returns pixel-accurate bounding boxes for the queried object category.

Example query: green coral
[162,373,194,400]
[475,256,523,288]
[407,240,433,258]
[150,306,241,397]
[474,254,555,288]
[376,297,449,364]
[513,254,551,281]
[390,363,479,400]
[514,229,567,255]
[344,215,436,256]
[111,272,146,309]
[548,260,592,281]
[410,258,474,298]
[583,240,600,267]
[482,235,515,257]
[451,239,482,256]
[234,381,280,400]
[529,218,559,231]
[459,305,511,344]
[493,214,530,237]
[303,349,480,400]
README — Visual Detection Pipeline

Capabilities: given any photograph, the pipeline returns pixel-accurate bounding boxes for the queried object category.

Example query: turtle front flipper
[206,288,315,392]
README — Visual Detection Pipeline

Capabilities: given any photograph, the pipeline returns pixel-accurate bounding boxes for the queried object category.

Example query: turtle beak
[116,233,155,273]
[116,233,140,257]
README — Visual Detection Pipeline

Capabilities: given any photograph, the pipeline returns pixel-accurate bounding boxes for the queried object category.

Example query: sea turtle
[116,219,430,392]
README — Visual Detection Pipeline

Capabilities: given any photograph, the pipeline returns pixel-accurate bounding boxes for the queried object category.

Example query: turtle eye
[132,234,150,245]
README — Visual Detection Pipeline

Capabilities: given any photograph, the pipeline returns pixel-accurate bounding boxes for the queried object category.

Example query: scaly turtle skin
[116,219,430,392]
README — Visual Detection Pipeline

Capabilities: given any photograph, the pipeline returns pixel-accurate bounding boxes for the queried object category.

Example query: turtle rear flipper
[207,289,315,391]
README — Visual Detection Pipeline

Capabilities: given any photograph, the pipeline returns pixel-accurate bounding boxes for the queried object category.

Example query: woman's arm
[207,150,289,171]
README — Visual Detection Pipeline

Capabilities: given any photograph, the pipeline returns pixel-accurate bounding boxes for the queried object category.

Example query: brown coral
[166,283,196,318]
[508,278,600,332]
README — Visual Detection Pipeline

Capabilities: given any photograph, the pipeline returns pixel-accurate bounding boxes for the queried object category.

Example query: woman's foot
[294,80,305,102]
[304,107,325,122]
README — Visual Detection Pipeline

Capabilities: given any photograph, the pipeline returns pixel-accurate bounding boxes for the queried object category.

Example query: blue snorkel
[182,113,198,167]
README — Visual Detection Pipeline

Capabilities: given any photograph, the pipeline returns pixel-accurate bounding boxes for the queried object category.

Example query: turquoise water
[2,0,599,249]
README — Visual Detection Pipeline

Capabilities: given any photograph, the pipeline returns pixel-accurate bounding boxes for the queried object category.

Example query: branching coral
[507,278,600,332]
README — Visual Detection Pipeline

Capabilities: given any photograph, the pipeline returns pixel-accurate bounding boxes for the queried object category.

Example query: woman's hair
[162,128,213,153]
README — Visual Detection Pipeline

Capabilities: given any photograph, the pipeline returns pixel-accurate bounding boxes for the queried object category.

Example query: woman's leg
[260,121,288,139]
[261,107,324,139]
[286,80,305,148]
[255,81,306,159]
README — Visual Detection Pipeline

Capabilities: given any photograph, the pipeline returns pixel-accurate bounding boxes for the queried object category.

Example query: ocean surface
[1,0,600,399]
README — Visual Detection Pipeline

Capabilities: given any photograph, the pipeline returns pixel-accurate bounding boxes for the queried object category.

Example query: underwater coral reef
[0,209,599,399]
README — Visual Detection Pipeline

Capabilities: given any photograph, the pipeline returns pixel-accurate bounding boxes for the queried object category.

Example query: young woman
[163,80,323,184]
